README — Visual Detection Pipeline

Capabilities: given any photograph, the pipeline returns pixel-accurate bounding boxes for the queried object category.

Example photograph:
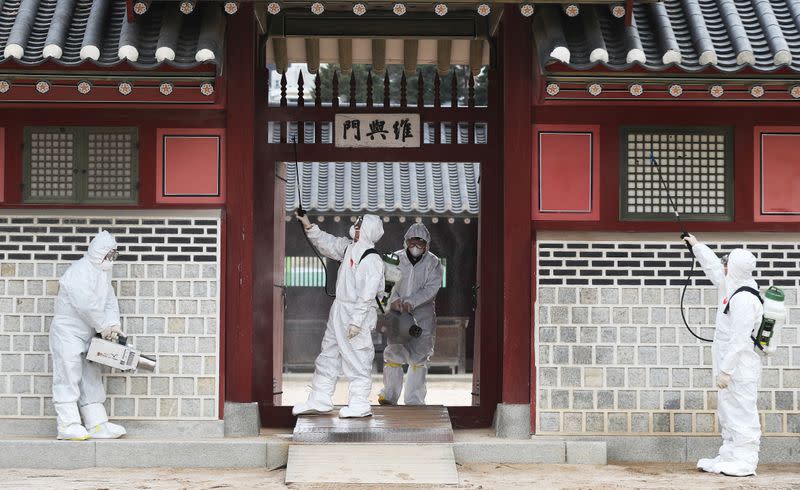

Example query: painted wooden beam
[469,40,484,76]
[305,38,320,74]
[272,37,289,73]
[437,39,452,76]
[403,39,419,76]
[371,39,386,75]
[338,38,353,75]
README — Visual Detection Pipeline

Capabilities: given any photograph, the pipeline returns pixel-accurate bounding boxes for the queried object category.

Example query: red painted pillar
[224,5,257,403]
[500,5,533,405]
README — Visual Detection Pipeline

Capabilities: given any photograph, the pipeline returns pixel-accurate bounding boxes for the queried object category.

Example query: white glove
[101,325,124,342]
[716,372,732,389]
[347,325,361,340]
[683,234,698,247]
[295,211,312,231]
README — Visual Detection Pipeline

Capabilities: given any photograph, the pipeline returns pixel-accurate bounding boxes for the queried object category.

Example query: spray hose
[649,152,712,343]
[293,138,336,298]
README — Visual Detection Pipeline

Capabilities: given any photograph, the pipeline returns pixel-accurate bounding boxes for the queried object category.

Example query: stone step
[0,431,607,469]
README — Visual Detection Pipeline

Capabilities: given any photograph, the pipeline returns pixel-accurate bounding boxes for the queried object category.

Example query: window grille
[620,127,733,221]
[24,127,138,204]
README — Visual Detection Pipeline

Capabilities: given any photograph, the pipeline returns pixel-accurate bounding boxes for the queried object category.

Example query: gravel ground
[4,463,800,489]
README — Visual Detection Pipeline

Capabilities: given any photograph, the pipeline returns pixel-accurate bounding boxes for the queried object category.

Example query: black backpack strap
[358,248,385,313]
[359,248,379,264]
[723,286,763,314]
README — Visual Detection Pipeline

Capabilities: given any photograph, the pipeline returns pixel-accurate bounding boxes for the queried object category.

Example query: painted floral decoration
[200,82,215,96]
[160,82,174,96]
[352,3,366,15]
[588,83,602,96]
[565,4,579,17]
[519,3,534,17]
[311,2,325,15]
[266,2,280,15]
[434,3,448,16]
[477,4,491,16]
[118,82,133,95]
[393,3,407,15]
[669,84,683,97]
[77,81,92,94]
[750,85,765,98]
[546,83,560,96]
[629,84,643,97]
[179,1,195,14]
[612,5,626,18]
[133,1,148,15]
[36,81,50,94]
[790,86,800,99]
[0,80,10,93]
[709,85,724,98]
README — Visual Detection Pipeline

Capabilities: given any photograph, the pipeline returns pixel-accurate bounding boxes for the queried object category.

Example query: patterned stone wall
[0,211,221,419]
[535,232,800,436]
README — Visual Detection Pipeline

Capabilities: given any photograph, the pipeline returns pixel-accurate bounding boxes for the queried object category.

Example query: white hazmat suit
[50,231,127,440]
[379,223,443,406]
[292,214,385,418]
[689,236,763,476]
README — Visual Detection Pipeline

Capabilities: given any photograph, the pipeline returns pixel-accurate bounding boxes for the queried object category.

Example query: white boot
[339,405,372,418]
[57,423,90,441]
[88,421,127,439]
[292,399,333,416]
[713,460,756,477]
[697,456,721,472]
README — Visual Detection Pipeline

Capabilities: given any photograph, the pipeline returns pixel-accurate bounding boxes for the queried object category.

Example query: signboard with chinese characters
[335,114,421,148]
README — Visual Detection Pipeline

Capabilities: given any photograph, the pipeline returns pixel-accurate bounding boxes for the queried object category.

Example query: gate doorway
[253,61,500,427]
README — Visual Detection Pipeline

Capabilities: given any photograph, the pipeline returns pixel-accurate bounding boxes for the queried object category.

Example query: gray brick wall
[536,233,800,435]
[0,211,221,419]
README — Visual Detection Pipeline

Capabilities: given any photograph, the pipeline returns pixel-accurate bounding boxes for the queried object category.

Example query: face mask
[409,246,424,257]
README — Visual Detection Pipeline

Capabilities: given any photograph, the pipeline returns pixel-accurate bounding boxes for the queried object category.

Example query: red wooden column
[224,5,257,404]
[500,6,533,407]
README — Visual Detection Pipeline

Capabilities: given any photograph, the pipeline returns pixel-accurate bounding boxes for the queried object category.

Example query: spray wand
[649,152,712,343]
[293,137,336,297]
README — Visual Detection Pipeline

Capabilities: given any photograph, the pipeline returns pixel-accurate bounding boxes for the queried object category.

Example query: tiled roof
[535,0,800,74]
[0,0,224,70]
[285,162,481,216]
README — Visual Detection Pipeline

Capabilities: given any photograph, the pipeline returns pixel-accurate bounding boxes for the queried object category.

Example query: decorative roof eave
[0,57,220,76]
[540,78,800,103]
[0,77,219,104]
[542,60,800,77]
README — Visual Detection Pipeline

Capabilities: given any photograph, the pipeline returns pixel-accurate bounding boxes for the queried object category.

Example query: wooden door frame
[253,71,502,428]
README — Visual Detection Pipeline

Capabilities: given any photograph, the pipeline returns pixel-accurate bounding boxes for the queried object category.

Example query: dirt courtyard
[3,463,800,489]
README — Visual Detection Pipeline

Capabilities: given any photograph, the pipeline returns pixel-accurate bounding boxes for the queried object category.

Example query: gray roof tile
[0,0,224,70]
[285,162,480,216]
[537,0,800,73]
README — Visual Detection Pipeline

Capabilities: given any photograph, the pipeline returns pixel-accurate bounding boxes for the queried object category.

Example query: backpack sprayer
[649,152,785,354]
[87,334,157,373]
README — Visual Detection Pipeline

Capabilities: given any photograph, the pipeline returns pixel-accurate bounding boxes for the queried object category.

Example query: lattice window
[621,128,733,221]
[87,131,136,201]
[24,127,138,204]
[27,130,76,201]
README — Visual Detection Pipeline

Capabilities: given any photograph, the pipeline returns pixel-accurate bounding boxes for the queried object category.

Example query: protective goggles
[103,249,119,262]
[721,254,729,267]
[354,216,363,229]
[407,237,427,248]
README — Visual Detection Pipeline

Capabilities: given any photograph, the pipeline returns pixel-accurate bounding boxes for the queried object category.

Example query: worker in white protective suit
[378,223,443,406]
[684,234,763,476]
[292,213,385,418]
[50,231,127,440]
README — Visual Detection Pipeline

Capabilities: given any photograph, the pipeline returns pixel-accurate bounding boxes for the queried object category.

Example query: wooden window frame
[619,126,734,222]
[23,126,139,205]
